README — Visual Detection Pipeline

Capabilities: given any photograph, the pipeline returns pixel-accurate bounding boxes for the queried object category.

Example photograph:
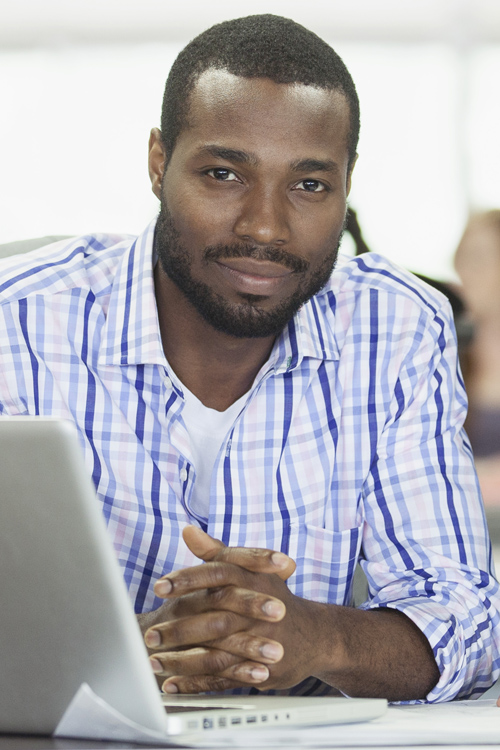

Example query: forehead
[175,69,351,170]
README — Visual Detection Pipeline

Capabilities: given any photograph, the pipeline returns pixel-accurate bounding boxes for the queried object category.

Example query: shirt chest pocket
[287,522,364,605]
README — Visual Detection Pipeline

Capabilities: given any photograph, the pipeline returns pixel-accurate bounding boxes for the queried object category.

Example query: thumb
[182,525,296,580]
[182,524,226,561]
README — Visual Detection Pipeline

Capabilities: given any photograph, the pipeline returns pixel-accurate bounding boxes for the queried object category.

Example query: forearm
[304,600,439,702]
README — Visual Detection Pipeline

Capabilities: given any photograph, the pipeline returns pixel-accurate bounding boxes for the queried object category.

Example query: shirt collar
[99,217,341,368]
[266,289,340,375]
[98,218,166,366]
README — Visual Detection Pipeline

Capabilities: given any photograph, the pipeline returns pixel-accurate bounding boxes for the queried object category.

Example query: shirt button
[164,377,173,389]
[179,468,188,482]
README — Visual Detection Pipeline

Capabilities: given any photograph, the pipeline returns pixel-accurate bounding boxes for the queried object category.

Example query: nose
[233,186,290,246]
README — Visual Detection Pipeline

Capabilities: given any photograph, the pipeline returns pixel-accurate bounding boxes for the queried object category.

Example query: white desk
[2,698,499,749]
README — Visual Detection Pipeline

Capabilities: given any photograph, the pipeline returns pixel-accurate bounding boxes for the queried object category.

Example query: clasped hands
[143,525,320,694]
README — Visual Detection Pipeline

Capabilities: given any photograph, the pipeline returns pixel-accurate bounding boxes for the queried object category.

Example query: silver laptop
[0,416,386,744]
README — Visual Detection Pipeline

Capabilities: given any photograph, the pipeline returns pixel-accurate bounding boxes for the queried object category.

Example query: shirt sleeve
[358,296,500,702]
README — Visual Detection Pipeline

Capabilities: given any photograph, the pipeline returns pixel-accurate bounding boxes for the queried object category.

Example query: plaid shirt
[1,219,499,701]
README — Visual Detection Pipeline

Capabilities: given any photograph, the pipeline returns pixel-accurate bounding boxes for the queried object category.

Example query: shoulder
[0,232,135,305]
[315,251,454,333]
[326,252,449,314]
[302,252,456,359]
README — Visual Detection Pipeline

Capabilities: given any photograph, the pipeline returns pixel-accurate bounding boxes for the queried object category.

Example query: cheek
[165,186,235,249]
[302,216,344,262]
[296,196,346,237]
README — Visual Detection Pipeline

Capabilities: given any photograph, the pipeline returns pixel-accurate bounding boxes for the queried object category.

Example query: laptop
[0,416,386,744]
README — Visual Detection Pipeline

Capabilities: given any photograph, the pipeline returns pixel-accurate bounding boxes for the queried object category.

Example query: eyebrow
[290,158,340,175]
[196,145,340,175]
[195,145,258,166]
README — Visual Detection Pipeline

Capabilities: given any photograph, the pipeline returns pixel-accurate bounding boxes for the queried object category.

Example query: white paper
[54,683,180,746]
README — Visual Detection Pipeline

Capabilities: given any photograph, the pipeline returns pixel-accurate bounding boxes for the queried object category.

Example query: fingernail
[163,682,179,694]
[271,552,288,568]
[250,666,269,682]
[262,600,285,618]
[145,630,161,648]
[260,643,282,661]
[154,579,173,597]
[149,658,162,674]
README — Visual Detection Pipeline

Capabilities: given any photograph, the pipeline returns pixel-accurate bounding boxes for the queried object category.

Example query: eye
[206,168,239,182]
[294,179,327,193]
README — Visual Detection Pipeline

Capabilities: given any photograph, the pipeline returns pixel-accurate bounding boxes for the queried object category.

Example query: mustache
[204,243,309,274]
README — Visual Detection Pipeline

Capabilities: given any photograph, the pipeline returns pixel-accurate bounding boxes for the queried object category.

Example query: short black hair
[160,14,360,170]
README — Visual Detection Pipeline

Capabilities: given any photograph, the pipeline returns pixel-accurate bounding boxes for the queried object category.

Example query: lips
[214,257,295,296]
[218,257,293,278]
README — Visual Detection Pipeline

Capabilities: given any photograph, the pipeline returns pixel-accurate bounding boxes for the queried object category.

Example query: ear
[148,128,167,200]
[346,153,358,197]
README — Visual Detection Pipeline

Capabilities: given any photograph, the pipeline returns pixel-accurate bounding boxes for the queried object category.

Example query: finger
[208,585,286,622]
[154,561,289,607]
[214,546,296,581]
[145,610,251,649]
[146,586,284,625]
[161,664,270,695]
[150,646,242,677]
[182,525,296,581]
[153,561,240,597]
[143,590,209,624]
[204,633,284,664]
[154,578,286,622]
[146,590,285,651]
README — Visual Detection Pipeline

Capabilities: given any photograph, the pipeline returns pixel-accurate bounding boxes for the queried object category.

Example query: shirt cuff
[359,596,500,703]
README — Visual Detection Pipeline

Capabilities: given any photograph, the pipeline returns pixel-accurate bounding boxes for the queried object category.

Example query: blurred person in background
[455,210,500,506]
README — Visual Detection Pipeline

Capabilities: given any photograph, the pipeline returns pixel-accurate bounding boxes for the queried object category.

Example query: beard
[155,200,343,339]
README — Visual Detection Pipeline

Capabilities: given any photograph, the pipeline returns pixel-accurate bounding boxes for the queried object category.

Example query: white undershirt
[182,386,249,518]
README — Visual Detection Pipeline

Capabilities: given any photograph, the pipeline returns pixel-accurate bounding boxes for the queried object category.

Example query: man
[0,15,499,702]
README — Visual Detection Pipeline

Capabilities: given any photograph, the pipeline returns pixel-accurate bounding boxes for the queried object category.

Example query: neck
[154,264,278,411]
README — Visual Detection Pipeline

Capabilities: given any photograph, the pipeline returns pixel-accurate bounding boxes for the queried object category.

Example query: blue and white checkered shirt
[1,219,499,701]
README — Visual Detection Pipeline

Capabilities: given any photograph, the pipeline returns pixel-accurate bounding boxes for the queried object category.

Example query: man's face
[152,70,354,338]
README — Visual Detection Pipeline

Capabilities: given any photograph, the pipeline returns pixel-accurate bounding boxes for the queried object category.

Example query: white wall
[1,0,500,280]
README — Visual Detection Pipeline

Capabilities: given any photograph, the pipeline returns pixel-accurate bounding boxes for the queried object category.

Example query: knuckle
[217,633,259,660]
[206,562,235,587]
[207,648,235,673]
[207,633,240,654]
[203,676,234,692]
[208,585,263,618]
[213,610,243,636]
[241,592,267,617]
[207,585,230,606]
